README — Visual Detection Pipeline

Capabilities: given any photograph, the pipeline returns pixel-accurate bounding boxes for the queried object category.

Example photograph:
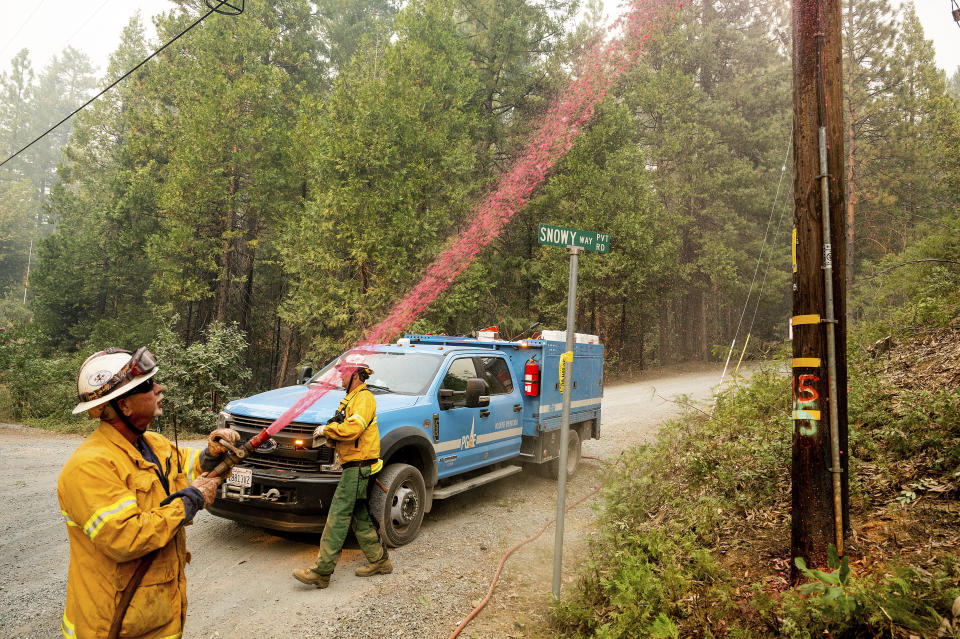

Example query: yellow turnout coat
[324,384,380,463]
[57,422,204,639]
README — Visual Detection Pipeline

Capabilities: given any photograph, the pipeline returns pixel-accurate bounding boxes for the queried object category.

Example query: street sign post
[538,224,610,597]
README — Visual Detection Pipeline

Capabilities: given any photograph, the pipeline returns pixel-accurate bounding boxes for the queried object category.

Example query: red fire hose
[448,455,606,639]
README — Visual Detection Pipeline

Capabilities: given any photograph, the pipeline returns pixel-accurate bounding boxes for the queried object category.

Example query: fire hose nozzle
[209,434,260,479]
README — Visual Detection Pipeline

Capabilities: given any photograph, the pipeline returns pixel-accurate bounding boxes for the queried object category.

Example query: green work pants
[311,465,384,575]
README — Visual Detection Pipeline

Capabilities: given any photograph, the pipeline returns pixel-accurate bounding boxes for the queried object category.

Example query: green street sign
[537,224,610,253]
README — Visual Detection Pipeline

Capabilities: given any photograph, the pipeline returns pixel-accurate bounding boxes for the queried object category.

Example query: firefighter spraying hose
[205,349,375,480]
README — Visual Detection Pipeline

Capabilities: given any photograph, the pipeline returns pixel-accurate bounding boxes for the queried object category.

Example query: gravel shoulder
[0,362,729,639]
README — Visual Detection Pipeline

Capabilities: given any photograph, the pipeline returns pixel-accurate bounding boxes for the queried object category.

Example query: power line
[0,0,243,170]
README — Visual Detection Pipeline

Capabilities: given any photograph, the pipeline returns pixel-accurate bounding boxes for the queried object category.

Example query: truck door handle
[513,404,522,412]
[479,409,490,418]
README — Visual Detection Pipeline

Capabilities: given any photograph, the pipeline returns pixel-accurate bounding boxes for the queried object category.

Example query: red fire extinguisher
[524,357,540,396]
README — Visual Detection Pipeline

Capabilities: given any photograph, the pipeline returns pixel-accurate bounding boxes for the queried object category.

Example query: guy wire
[717,129,793,390]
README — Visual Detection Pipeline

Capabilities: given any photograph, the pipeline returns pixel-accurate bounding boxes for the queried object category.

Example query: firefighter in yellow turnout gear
[292,361,391,588]
[58,347,239,638]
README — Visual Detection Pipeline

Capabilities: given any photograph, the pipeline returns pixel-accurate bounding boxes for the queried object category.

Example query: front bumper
[207,466,341,533]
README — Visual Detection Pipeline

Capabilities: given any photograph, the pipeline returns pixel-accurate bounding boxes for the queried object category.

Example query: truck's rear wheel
[369,463,425,547]
[540,428,581,479]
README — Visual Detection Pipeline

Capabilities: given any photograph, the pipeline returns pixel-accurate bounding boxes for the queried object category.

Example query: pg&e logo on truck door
[459,418,477,450]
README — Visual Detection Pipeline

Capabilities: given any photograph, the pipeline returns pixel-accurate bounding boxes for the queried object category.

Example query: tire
[368,463,426,547]
[539,428,581,479]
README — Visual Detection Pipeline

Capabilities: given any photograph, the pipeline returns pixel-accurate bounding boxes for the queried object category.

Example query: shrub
[0,326,87,429]
[152,320,252,434]
[757,547,960,638]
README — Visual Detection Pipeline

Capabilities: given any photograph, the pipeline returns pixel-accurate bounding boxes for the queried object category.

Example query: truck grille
[244,455,330,472]
[230,414,319,436]
[228,413,334,471]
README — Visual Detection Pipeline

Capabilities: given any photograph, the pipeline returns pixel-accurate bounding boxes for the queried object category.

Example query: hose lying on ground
[447,455,608,639]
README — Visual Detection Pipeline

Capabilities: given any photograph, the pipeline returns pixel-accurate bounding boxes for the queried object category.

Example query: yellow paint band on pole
[734,333,751,376]
[793,409,821,420]
[792,357,822,368]
[791,314,821,325]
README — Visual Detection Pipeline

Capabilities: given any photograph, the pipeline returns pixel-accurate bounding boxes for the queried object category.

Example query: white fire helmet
[338,351,373,381]
[73,347,159,417]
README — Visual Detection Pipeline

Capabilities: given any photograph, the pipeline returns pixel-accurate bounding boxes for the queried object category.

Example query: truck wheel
[540,428,581,479]
[369,463,426,547]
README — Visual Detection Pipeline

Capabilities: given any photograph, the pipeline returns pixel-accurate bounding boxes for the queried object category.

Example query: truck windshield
[312,351,443,395]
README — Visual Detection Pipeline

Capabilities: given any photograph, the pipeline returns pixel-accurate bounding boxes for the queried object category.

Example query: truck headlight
[217,410,234,430]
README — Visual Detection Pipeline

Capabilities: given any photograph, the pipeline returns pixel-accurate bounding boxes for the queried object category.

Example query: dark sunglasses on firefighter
[79,347,158,402]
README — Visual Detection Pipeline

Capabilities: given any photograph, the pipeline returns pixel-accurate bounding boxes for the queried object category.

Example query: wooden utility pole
[791,0,849,575]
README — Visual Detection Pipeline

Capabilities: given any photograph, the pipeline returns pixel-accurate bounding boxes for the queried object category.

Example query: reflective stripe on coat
[57,422,201,638]
[323,384,380,463]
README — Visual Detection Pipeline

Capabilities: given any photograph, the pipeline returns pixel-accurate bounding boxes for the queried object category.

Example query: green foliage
[281,0,488,355]
[0,318,253,433]
[152,320,252,434]
[552,366,789,637]
[848,340,960,478]
[0,180,34,295]
[0,292,31,328]
[771,549,960,638]
[844,0,960,285]
[554,359,960,638]
[4,0,955,416]
[612,0,792,364]
[852,215,960,333]
[553,527,718,639]
[0,326,87,429]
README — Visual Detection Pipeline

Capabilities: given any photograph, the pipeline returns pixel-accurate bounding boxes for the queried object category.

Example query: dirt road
[0,363,728,639]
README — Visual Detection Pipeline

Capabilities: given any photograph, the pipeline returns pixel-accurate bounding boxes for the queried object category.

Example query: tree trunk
[276,324,297,388]
[658,293,670,365]
[216,204,233,325]
[591,291,598,336]
[270,314,281,385]
[844,3,857,289]
[217,152,239,324]
[240,251,255,334]
[619,299,627,363]
[700,289,708,361]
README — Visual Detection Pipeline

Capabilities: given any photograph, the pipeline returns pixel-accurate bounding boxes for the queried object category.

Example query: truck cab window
[478,357,514,395]
[441,358,478,408]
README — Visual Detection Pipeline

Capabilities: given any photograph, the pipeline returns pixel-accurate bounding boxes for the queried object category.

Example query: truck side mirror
[296,365,313,385]
[438,388,455,409]
[465,378,490,408]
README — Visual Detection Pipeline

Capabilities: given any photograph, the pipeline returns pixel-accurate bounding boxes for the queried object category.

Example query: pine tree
[617,0,791,363]
[281,0,485,361]
[314,0,397,76]
[32,15,156,348]
[0,180,33,296]
[141,0,323,381]
[949,67,960,98]
[842,0,899,286]
[859,3,950,261]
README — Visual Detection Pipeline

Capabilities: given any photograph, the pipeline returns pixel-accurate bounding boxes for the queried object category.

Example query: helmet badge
[88,370,113,387]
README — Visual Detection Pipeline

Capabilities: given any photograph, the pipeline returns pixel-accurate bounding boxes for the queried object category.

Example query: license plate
[226,466,253,488]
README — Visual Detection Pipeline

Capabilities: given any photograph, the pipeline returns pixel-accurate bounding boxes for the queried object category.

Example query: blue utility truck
[208,332,604,546]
